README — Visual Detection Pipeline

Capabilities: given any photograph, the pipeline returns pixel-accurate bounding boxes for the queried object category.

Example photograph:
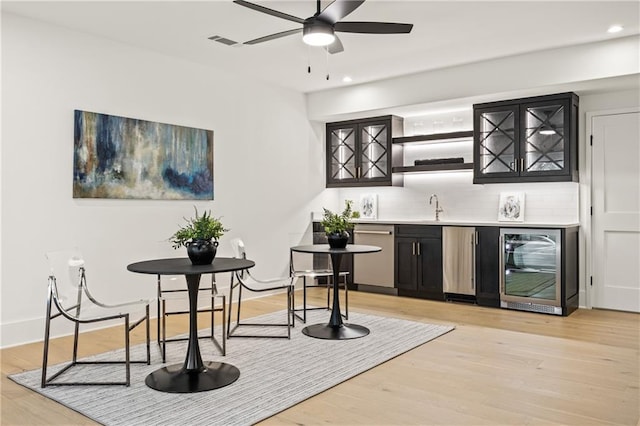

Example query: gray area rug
[10,309,454,425]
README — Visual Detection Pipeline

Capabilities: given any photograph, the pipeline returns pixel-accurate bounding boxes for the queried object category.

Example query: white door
[591,110,640,312]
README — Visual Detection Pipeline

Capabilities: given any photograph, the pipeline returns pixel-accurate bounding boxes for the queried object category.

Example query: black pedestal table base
[127,257,254,393]
[290,244,381,341]
[302,323,370,340]
[145,361,240,393]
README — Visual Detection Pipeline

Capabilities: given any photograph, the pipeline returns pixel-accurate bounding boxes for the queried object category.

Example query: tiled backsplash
[338,174,579,224]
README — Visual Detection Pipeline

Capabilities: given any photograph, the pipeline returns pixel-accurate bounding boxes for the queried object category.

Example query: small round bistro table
[290,244,381,340]
[127,257,254,393]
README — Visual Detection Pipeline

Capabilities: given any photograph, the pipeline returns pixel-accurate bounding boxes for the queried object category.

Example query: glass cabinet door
[475,106,520,179]
[522,99,570,176]
[328,125,357,183]
[359,122,389,180]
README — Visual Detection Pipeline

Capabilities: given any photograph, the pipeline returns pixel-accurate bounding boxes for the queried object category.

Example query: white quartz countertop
[350,219,580,228]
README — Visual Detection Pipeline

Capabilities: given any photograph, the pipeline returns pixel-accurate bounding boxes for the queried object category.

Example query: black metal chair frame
[290,250,349,323]
[157,273,226,362]
[42,267,150,387]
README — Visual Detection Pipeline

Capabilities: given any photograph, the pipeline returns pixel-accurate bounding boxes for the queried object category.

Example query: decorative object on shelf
[414,157,464,166]
[170,207,228,264]
[73,110,214,200]
[321,200,360,248]
[498,192,525,222]
[391,130,473,174]
[359,194,378,220]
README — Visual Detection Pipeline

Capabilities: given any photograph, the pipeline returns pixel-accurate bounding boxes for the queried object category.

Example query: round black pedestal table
[290,244,381,340]
[127,257,254,393]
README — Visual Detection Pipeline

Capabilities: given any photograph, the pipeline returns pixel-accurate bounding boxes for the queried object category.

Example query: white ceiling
[3,1,639,94]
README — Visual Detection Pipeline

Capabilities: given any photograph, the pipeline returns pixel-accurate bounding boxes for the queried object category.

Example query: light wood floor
[2,289,639,425]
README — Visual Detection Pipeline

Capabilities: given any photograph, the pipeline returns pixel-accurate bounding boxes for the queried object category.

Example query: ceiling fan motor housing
[303,17,336,46]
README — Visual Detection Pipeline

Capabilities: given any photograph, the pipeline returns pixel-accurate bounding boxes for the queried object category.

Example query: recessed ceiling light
[342,76,353,83]
[607,24,624,33]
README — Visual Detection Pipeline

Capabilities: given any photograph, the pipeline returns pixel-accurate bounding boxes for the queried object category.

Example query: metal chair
[42,249,150,387]
[227,238,295,339]
[289,249,349,323]
[157,274,226,362]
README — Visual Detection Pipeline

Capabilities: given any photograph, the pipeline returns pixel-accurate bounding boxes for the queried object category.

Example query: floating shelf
[393,130,474,145]
[393,163,473,174]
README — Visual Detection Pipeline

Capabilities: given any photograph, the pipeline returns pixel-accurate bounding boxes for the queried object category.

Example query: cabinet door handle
[520,158,524,172]
[354,230,393,235]
[499,235,504,294]
[471,234,476,290]
[412,241,416,256]
[475,231,478,245]
[417,242,421,256]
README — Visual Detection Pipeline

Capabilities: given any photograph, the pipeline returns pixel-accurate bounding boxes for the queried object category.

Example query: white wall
[306,35,640,121]
[0,13,333,347]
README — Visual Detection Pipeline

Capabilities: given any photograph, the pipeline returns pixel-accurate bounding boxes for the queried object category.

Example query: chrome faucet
[429,194,443,221]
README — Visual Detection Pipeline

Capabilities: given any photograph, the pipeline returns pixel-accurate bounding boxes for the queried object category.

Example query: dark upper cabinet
[473,92,579,184]
[326,115,404,188]
[394,225,443,301]
[475,226,500,307]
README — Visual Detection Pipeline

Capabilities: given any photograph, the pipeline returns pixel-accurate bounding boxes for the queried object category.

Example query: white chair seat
[292,269,348,279]
[67,299,150,322]
[236,273,293,290]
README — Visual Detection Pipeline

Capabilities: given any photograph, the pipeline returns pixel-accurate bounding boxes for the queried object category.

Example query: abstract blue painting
[73,110,213,199]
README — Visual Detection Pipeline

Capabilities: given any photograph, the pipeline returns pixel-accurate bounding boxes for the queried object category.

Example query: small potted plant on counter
[321,200,360,248]
[170,207,229,265]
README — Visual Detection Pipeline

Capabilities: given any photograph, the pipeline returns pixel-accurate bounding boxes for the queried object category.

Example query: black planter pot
[327,232,349,249]
[186,239,218,265]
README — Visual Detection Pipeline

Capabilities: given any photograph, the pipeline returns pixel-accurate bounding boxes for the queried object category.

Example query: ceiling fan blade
[326,35,344,54]
[233,0,305,24]
[244,28,302,45]
[335,21,413,34]
[318,0,365,24]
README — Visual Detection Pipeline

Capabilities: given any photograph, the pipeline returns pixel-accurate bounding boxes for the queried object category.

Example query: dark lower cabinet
[395,225,444,300]
[475,226,500,307]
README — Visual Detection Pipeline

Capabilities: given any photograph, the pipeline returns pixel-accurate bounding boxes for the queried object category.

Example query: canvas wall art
[73,110,214,199]
[498,192,525,222]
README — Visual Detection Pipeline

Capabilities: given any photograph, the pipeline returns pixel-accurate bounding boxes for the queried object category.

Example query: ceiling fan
[233,0,414,54]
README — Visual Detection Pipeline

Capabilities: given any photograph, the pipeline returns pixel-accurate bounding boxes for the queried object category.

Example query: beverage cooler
[499,228,574,315]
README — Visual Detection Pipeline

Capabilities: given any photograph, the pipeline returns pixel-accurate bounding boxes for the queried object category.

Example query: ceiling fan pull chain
[325,47,330,80]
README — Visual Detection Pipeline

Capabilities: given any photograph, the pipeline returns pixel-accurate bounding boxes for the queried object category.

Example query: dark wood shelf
[393,130,473,144]
[393,163,474,174]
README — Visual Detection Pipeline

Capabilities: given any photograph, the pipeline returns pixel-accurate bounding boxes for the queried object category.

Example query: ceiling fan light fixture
[303,19,335,46]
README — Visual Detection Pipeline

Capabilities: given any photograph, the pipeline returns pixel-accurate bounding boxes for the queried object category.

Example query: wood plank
[1,289,638,425]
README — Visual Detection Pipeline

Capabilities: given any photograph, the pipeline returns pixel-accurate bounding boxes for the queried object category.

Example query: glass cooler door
[500,228,561,307]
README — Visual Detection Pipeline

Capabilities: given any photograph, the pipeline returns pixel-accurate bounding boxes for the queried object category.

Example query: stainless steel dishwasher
[442,226,476,301]
[353,224,396,294]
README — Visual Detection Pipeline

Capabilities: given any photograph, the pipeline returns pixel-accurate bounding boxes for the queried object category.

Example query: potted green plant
[321,200,360,248]
[170,207,229,265]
